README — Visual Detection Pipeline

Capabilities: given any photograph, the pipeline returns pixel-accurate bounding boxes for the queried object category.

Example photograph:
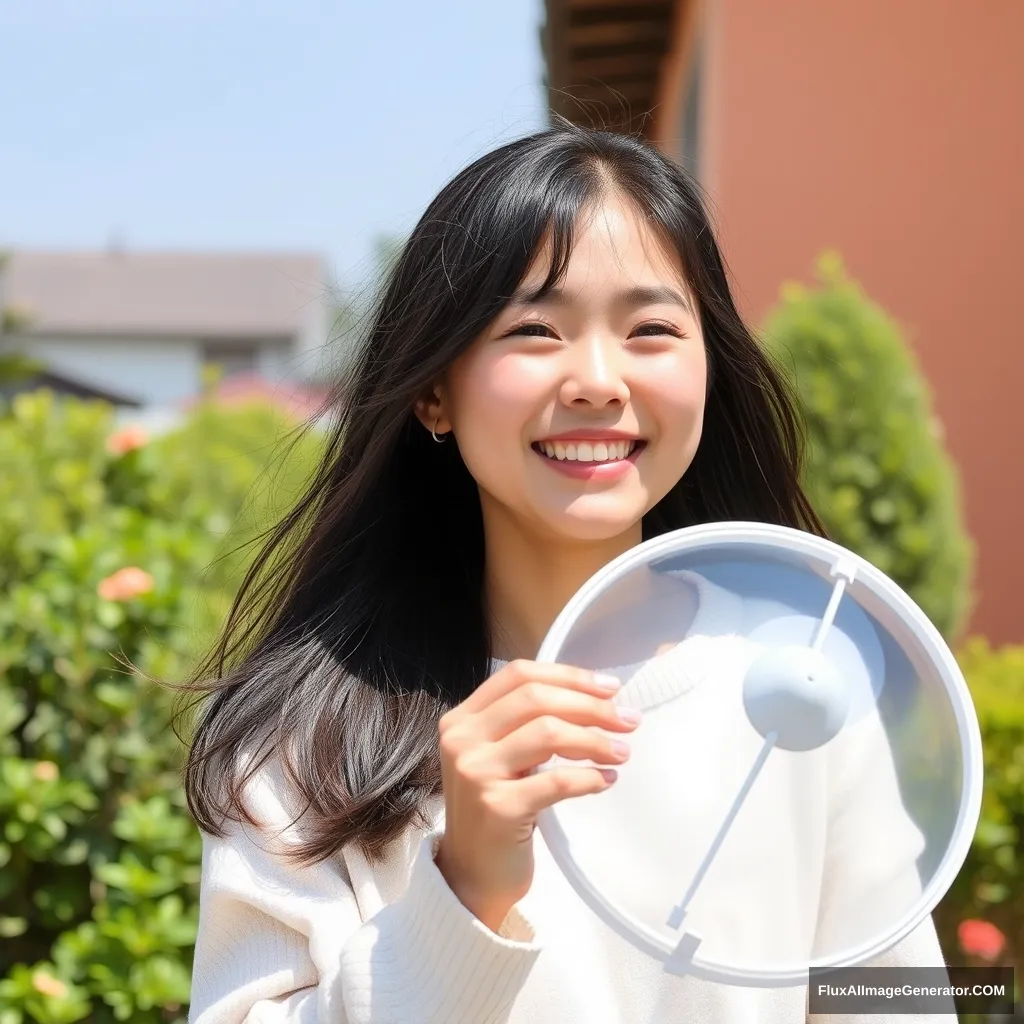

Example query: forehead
[525,193,687,291]
[515,194,693,309]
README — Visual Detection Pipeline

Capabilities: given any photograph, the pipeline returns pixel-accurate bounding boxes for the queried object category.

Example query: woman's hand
[434,658,641,932]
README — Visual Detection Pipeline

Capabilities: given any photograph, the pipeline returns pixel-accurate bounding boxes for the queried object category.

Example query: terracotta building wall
[689,0,1024,643]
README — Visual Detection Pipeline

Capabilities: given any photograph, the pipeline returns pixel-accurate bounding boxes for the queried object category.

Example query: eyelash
[503,319,683,339]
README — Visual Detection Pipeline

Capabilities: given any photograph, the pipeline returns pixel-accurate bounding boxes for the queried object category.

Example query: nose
[558,333,630,408]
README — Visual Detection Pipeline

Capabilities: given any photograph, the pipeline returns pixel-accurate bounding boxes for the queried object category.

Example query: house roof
[542,0,689,140]
[0,366,143,407]
[1,249,326,339]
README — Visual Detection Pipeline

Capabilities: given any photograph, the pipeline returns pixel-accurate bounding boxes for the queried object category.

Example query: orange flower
[97,566,154,602]
[958,918,1005,962]
[106,424,148,456]
[32,761,59,782]
[31,971,68,998]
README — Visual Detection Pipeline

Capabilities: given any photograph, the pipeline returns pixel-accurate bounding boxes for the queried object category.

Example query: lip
[532,439,646,480]
[535,428,642,443]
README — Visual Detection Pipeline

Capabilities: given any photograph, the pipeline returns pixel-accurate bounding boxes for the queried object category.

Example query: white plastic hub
[742,645,851,751]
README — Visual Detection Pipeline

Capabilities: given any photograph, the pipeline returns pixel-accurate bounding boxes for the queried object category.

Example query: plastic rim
[534,521,984,986]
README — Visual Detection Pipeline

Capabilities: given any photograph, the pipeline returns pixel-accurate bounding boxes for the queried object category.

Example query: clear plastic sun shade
[533,523,982,987]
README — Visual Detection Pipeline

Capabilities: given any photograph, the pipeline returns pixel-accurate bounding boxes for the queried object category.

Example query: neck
[482,501,643,661]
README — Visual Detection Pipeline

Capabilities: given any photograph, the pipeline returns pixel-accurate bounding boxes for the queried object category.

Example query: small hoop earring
[430,420,445,443]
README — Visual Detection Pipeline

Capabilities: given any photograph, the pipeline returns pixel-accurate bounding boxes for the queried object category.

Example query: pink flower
[958,918,1005,962]
[106,424,148,456]
[31,971,68,998]
[97,567,154,602]
[32,761,59,782]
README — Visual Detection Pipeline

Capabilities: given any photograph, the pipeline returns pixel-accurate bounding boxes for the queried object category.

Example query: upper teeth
[538,440,637,462]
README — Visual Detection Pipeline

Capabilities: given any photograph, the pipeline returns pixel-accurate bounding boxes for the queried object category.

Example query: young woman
[183,121,949,1022]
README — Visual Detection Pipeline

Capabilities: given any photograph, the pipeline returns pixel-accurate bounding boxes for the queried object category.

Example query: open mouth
[531,439,647,464]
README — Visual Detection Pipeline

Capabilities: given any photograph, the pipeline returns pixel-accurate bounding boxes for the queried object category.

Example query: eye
[503,319,556,338]
[632,321,683,338]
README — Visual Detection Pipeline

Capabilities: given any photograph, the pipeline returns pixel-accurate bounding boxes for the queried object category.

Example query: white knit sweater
[188,574,956,1022]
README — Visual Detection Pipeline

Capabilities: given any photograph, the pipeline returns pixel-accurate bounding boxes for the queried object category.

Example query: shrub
[935,639,1024,972]
[0,391,323,1023]
[761,253,973,641]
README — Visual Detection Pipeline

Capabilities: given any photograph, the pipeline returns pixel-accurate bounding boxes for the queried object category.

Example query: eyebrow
[507,283,693,315]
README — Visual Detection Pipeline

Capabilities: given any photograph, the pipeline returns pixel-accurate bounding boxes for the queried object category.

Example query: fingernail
[599,768,618,784]
[594,673,621,692]
[616,706,642,725]
[610,739,631,760]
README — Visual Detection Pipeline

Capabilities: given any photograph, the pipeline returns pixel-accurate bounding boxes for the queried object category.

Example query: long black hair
[179,118,824,865]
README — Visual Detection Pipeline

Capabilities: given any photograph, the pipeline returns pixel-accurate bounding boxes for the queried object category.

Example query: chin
[545,507,645,545]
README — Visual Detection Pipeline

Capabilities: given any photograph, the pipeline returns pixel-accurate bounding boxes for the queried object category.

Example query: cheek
[451,354,547,443]
[646,353,708,434]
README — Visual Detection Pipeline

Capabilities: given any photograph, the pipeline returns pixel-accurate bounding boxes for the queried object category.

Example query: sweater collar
[489,570,744,711]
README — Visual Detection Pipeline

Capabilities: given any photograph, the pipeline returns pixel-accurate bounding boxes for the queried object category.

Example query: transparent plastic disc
[534,523,983,987]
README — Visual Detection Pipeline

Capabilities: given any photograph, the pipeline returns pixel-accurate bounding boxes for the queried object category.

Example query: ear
[412,385,452,435]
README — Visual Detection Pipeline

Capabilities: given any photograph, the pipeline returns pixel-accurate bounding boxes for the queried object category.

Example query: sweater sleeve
[187,766,541,1024]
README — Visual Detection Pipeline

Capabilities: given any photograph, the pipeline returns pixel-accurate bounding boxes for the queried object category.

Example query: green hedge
[762,253,974,641]
[0,391,322,1023]
[934,640,1024,969]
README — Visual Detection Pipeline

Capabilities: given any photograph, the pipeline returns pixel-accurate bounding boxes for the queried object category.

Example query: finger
[478,682,641,742]
[510,765,618,816]
[495,717,631,775]
[456,659,621,716]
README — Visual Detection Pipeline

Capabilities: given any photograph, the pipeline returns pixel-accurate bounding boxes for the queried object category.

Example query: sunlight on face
[442,191,707,544]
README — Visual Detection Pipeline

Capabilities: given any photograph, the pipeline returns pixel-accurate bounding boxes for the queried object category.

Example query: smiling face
[419,191,708,546]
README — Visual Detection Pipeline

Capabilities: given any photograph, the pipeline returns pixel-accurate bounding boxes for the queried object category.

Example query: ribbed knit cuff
[339,833,541,1024]
[411,832,539,945]
[615,634,734,711]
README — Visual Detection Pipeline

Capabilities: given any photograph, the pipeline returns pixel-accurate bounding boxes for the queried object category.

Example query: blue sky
[0,0,548,289]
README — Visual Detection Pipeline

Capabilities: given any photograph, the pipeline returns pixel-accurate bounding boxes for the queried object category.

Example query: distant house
[0,249,329,407]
